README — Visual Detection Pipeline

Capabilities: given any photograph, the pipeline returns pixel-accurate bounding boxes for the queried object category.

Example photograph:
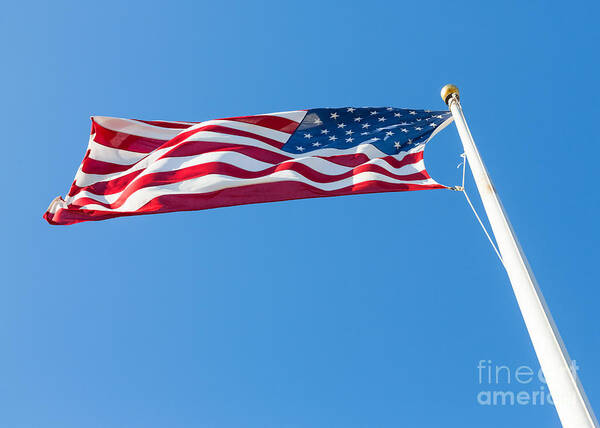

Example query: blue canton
[282,107,452,156]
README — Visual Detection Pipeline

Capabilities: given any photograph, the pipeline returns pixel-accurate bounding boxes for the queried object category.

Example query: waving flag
[44,107,453,225]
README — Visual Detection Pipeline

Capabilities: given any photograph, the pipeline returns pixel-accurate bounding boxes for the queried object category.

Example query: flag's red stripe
[69,169,144,197]
[160,140,422,170]
[71,143,293,196]
[91,116,291,157]
[69,161,431,210]
[382,152,423,168]
[45,180,445,225]
[81,156,135,175]
[167,124,287,149]
[225,115,300,134]
[160,141,292,163]
[137,115,299,133]
[135,120,197,129]
[73,147,424,197]
[317,152,423,169]
[92,120,168,153]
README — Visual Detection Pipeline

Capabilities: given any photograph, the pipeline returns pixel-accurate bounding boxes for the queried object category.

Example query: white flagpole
[441,84,598,428]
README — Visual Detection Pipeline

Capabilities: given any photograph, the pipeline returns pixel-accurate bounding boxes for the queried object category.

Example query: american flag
[44,107,453,225]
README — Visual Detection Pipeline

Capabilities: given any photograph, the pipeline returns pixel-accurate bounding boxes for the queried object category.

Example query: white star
[409,111,417,115]
[312,142,321,147]
[304,133,312,138]
[296,146,305,151]
[386,107,393,111]
[354,117,363,122]
[400,122,411,125]
[314,118,323,125]
[425,109,432,113]
[346,130,354,135]
[347,107,356,113]
[330,112,339,119]
[415,127,422,131]
[346,137,354,143]
[329,135,337,141]
[337,123,346,128]
[416,118,422,122]
[371,137,380,142]
[394,141,401,149]
[321,129,329,134]
[394,112,402,117]
[360,132,369,135]
[370,110,378,115]
[430,122,438,127]
[401,128,409,133]
[362,123,370,129]
[407,138,413,144]
[378,117,386,122]
[385,131,394,137]
[436,115,444,119]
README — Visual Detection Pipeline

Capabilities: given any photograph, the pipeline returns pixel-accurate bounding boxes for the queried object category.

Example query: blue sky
[1,1,599,427]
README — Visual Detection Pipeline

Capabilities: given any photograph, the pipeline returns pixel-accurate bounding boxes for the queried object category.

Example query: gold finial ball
[441,84,459,105]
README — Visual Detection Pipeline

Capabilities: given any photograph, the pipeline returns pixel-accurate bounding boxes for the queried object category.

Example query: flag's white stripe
[73,153,427,204]
[75,170,439,212]
[184,131,396,158]
[78,129,287,187]
[186,119,293,143]
[152,120,198,125]
[163,130,398,159]
[74,141,422,193]
[264,110,307,122]
[74,144,175,189]
[85,128,291,168]
[93,116,184,140]
[87,136,150,165]
[76,130,404,188]
[134,151,426,178]
[80,124,293,187]
[71,151,427,203]
[87,113,445,169]
[92,111,304,144]
[88,118,297,170]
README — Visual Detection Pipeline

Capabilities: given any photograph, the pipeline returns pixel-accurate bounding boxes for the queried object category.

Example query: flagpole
[441,84,598,428]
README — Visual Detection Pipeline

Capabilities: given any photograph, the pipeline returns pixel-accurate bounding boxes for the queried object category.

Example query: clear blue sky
[2,1,598,427]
